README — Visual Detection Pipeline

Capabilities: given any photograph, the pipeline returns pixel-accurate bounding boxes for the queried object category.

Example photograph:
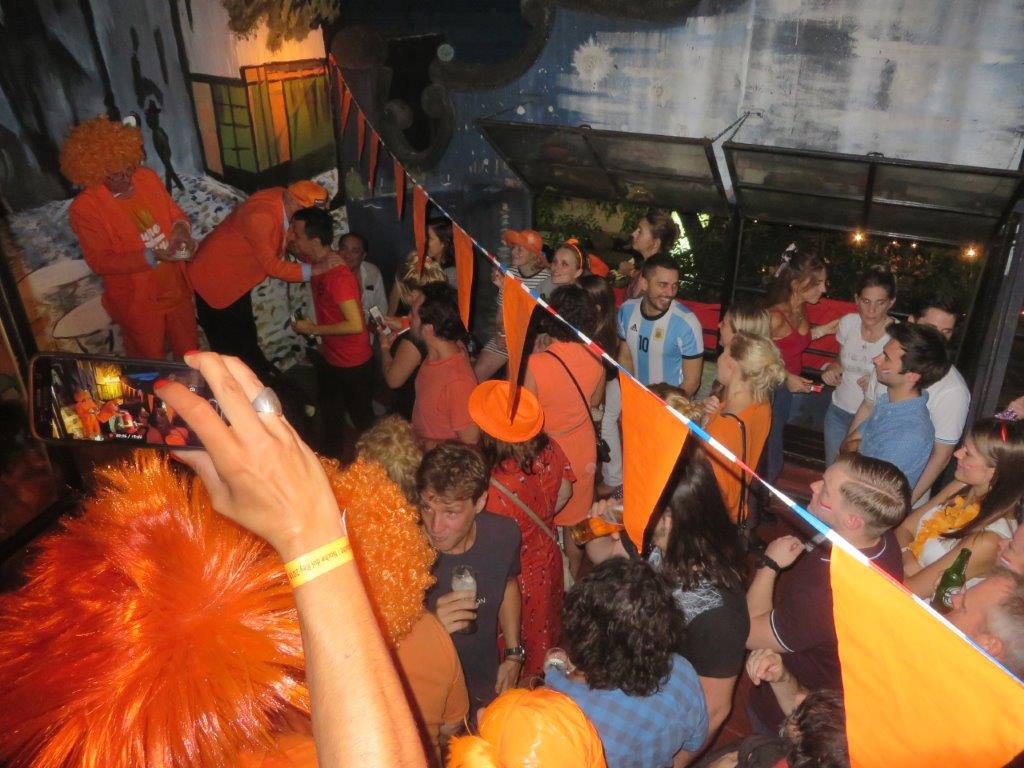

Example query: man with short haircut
[948,568,1024,678]
[850,298,970,503]
[844,322,949,488]
[411,284,479,447]
[339,232,388,321]
[288,207,374,458]
[545,558,708,768]
[746,454,908,733]
[420,443,523,715]
[617,254,704,396]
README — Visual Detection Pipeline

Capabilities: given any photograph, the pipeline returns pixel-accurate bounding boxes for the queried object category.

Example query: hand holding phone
[368,306,391,336]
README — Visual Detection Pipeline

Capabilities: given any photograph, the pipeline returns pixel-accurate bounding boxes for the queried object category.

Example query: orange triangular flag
[356,111,366,160]
[832,546,1024,767]
[368,132,380,195]
[619,373,689,549]
[502,273,538,416]
[394,160,406,219]
[339,87,352,140]
[413,186,428,272]
[453,226,474,330]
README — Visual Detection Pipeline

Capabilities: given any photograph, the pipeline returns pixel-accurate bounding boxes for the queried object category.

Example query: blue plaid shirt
[546,655,708,768]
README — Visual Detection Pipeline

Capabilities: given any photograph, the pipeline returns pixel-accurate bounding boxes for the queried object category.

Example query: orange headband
[563,238,588,271]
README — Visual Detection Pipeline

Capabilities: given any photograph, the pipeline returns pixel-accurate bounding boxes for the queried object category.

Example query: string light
[911,242,918,249]
[964,245,979,259]
[852,231,865,244]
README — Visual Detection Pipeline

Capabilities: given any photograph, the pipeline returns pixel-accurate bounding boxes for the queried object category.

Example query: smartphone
[368,306,391,336]
[29,352,218,450]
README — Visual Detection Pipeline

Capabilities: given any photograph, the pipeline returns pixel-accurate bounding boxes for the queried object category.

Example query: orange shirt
[705,400,772,524]
[187,188,304,308]
[412,349,476,443]
[395,612,469,762]
[526,341,605,525]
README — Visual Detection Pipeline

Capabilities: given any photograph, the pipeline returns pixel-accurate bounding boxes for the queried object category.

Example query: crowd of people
[32,116,1024,767]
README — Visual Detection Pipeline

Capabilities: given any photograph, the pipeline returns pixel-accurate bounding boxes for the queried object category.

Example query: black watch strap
[758,553,784,574]
[504,646,526,660]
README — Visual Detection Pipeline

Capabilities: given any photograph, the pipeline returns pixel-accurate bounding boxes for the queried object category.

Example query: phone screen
[30,353,217,450]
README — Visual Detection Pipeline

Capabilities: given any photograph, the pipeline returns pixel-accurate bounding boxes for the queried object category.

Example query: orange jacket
[69,168,190,330]
[187,188,305,308]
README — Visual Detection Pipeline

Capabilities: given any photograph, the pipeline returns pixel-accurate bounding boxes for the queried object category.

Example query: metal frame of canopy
[477,117,1024,454]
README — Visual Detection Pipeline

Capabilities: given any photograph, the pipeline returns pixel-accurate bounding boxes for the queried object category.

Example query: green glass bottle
[931,548,972,614]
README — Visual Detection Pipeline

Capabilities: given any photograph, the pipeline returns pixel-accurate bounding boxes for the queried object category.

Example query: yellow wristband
[285,537,354,588]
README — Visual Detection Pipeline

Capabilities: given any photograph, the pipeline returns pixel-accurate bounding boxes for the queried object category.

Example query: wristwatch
[504,646,526,661]
[757,553,784,574]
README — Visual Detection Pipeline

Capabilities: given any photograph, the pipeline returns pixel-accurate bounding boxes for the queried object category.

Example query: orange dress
[526,341,605,526]
[705,400,772,524]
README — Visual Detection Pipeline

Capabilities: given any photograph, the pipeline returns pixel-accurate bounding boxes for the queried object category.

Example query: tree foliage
[220,0,341,51]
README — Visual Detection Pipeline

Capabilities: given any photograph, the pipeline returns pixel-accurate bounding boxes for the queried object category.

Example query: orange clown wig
[0,453,434,768]
[59,116,144,189]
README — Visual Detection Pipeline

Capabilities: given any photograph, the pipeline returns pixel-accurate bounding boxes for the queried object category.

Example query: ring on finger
[251,386,283,416]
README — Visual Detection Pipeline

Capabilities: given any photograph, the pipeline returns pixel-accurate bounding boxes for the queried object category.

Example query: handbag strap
[721,412,749,526]
[489,476,561,547]
[544,350,594,423]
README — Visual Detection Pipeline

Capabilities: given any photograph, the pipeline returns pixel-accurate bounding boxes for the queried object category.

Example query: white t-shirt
[831,313,891,413]
[358,261,388,320]
[866,364,970,445]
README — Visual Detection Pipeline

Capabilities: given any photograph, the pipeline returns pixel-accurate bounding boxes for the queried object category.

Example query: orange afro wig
[323,457,436,646]
[0,453,435,768]
[59,116,144,189]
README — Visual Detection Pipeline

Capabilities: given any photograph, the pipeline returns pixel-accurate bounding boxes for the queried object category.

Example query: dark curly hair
[418,282,467,342]
[544,284,599,342]
[562,558,685,697]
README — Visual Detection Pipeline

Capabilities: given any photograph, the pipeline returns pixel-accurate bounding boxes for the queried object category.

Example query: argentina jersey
[617,298,704,387]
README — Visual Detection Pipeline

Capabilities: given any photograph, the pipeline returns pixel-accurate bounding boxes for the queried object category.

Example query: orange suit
[187,187,304,309]
[68,167,198,359]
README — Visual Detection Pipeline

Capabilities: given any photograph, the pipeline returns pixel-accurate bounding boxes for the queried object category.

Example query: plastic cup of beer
[451,564,478,635]
[570,503,625,546]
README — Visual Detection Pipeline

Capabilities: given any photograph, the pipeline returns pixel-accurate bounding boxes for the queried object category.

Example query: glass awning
[724,142,1024,246]
[476,119,730,215]
[475,120,1024,246]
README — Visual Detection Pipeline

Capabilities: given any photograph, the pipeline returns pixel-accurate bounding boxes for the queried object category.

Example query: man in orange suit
[187,179,332,381]
[62,117,198,359]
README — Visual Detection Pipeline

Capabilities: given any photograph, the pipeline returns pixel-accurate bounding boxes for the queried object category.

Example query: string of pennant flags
[327,58,1024,766]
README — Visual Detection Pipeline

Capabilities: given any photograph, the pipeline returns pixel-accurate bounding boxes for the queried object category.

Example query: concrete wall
[487,0,1024,170]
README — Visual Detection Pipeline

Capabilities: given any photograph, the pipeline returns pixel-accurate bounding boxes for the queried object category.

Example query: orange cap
[287,180,329,208]
[502,229,544,254]
[468,380,543,443]
[447,688,606,768]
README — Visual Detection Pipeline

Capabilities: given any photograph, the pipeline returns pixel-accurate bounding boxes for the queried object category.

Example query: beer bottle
[931,548,972,614]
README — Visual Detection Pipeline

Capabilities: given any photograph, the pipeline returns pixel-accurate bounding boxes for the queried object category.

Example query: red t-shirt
[312,263,372,368]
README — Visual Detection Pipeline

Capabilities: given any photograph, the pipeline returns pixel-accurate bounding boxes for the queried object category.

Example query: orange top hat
[287,180,329,208]
[502,229,544,254]
[469,380,543,443]
[447,688,606,768]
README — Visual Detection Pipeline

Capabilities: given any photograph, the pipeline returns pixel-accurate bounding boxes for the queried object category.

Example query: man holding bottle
[417,443,523,716]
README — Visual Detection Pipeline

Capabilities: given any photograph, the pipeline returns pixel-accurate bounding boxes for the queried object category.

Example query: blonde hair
[648,383,706,423]
[724,302,771,339]
[728,331,787,402]
[355,415,424,503]
[396,253,447,306]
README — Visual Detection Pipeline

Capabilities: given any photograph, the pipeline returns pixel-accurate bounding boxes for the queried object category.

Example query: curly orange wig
[0,454,435,768]
[59,116,144,188]
[323,457,436,646]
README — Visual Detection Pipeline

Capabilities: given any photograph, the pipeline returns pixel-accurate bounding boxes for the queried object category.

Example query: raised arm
[158,353,425,767]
